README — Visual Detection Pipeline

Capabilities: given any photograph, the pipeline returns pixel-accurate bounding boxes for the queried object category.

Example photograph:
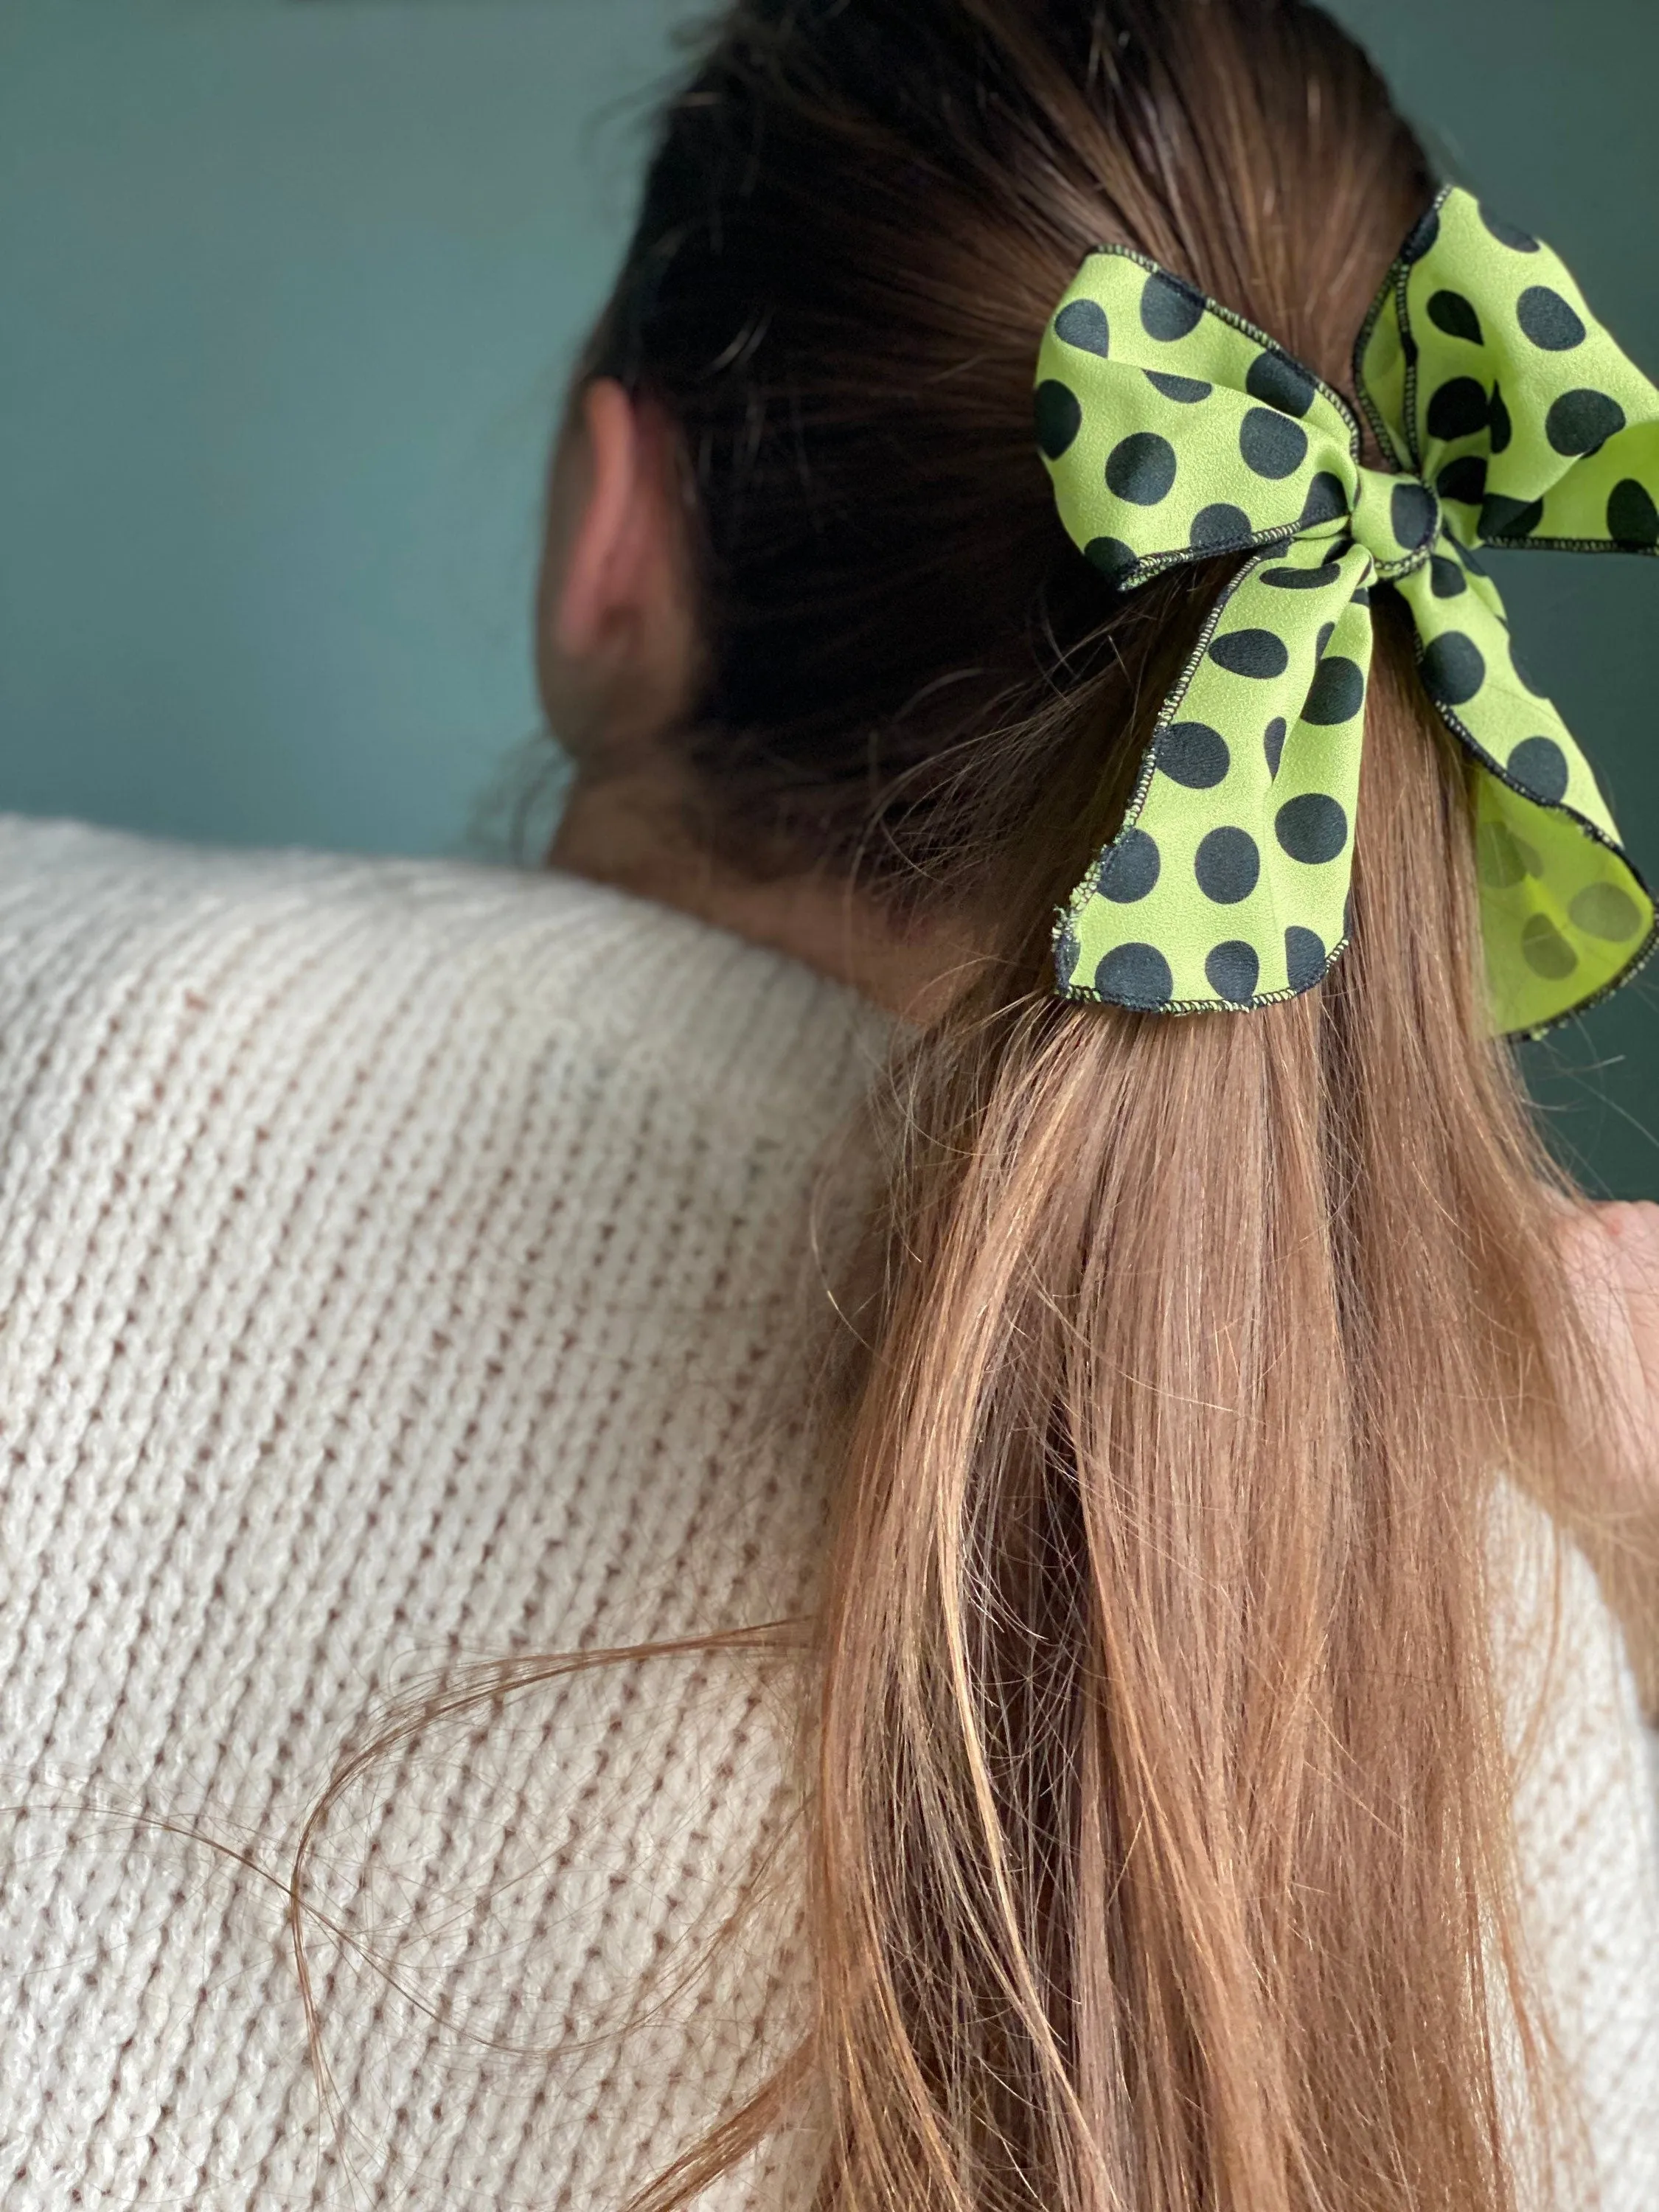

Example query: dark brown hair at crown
[285,3,1635,2208]
[585,0,1434,937]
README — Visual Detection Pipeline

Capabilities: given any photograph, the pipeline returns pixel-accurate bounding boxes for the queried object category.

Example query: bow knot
[1350,466,1441,578]
[1036,184,1659,1037]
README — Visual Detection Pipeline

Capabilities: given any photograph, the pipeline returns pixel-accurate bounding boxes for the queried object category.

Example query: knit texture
[0,812,1655,2209]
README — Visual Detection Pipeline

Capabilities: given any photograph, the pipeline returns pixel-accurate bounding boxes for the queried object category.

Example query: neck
[548,767,983,1023]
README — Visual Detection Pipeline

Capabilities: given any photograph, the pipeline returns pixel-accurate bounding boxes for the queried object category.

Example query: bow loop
[1034,247,1362,587]
[1357,189,1659,552]
[1038,183,1659,1036]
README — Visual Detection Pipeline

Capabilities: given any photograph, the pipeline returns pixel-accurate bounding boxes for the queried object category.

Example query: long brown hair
[305,1,1629,2204]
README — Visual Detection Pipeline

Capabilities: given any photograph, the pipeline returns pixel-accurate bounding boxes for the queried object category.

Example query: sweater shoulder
[0,812,885,1150]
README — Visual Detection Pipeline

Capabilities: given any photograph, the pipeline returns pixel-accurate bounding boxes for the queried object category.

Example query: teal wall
[0,0,686,860]
[4,1,1658,1192]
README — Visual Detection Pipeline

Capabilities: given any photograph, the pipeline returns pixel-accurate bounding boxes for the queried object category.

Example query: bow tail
[1056,538,1374,1012]
[1393,556,1658,1037]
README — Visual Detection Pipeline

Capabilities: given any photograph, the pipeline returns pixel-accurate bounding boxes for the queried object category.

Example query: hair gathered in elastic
[1037,183,1659,1037]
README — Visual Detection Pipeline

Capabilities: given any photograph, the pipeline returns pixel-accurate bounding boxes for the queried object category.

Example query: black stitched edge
[1078,240,1365,455]
[1054,950,1353,1015]
[1350,282,1402,467]
[1409,661,1659,1040]
[1472,532,1659,557]
[1352,181,1455,473]
[1508,919,1659,1040]
[1093,515,1315,593]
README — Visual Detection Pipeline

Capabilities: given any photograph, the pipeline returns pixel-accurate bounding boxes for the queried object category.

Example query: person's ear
[546,380,697,734]
[552,380,642,660]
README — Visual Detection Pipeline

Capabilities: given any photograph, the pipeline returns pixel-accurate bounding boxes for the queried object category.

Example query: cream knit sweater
[0,812,1655,2211]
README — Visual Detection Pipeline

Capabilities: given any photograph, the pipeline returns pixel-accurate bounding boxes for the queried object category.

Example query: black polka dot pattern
[1261,560,1344,590]
[1034,380,1082,459]
[1263,717,1287,778]
[1141,270,1206,341]
[1210,629,1290,678]
[1193,827,1260,904]
[1189,503,1253,552]
[1517,286,1586,351]
[1436,456,1487,507]
[1570,883,1643,941]
[1107,432,1178,504]
[1284,926,1327,990]
[1205,940,1260,1002]
[1275,793,1348,865]
[1299,473,1348,528]
[1145,369,1211,402]
[1420,632,1485,706]
[1245,349,1318,418]
[1545,389,1626,457]
[1055,299,1111,357]
[1096,942,1172,1006]
[1085,536,1139,585]
[1608,479,1659,546]
[1158,722,1231,787]
[1240,408,1309,479]
[1427,290,1484,344]
[1304,656,1366,725]
[1426,378,1488,442]
[1096,827,1161,901]
[1480,206,1538,252]
[1391,479,1439,552]
[1479,493,1544,540]
[1506,735,1569,804]
[1093,535,1141,588]
[1476,819,1539,891]
[1430,553,1467,598]
[1521,914,1577,980]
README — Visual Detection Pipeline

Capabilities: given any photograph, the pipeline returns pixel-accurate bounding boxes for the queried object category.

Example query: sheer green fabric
[1037,184,1659,1035]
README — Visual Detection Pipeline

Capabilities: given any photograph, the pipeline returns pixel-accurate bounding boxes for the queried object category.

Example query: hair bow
[1037,183,1659,1036]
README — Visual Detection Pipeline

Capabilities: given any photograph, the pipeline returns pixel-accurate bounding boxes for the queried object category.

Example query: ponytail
[634,593,1592,2211]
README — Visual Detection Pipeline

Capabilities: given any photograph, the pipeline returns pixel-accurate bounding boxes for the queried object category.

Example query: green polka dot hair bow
[1037,183,1659,1035]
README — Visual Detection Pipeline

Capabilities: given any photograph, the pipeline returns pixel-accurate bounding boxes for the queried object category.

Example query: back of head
[574,4,1604,2206]
[590,0,1434,930]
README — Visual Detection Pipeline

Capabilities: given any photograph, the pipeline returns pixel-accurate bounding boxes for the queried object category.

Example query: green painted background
[3,0,1657,1192]
[0,0,686,862]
